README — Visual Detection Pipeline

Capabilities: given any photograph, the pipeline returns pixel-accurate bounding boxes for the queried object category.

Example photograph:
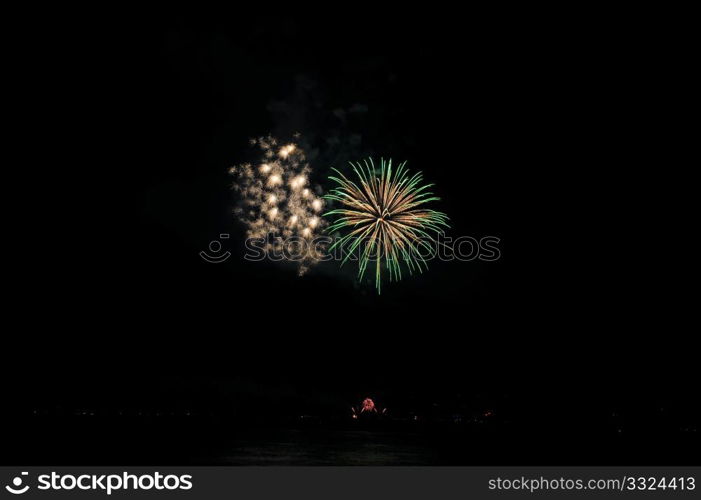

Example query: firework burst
[324,158,449,293]
[229,136,327,275]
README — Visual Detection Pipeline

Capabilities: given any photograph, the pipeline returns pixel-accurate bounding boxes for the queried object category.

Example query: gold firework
[230,136,327,275]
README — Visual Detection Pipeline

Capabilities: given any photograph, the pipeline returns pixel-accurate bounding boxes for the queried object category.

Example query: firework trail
[229,136,327,275]
[324,158,450,293]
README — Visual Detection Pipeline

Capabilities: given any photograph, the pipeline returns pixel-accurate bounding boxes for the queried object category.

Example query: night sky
[4,9,696,464]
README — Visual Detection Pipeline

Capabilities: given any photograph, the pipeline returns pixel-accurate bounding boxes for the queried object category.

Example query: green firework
[323,158,450,293]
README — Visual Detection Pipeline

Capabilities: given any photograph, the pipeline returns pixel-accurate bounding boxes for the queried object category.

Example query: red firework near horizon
[351,397,387,419]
